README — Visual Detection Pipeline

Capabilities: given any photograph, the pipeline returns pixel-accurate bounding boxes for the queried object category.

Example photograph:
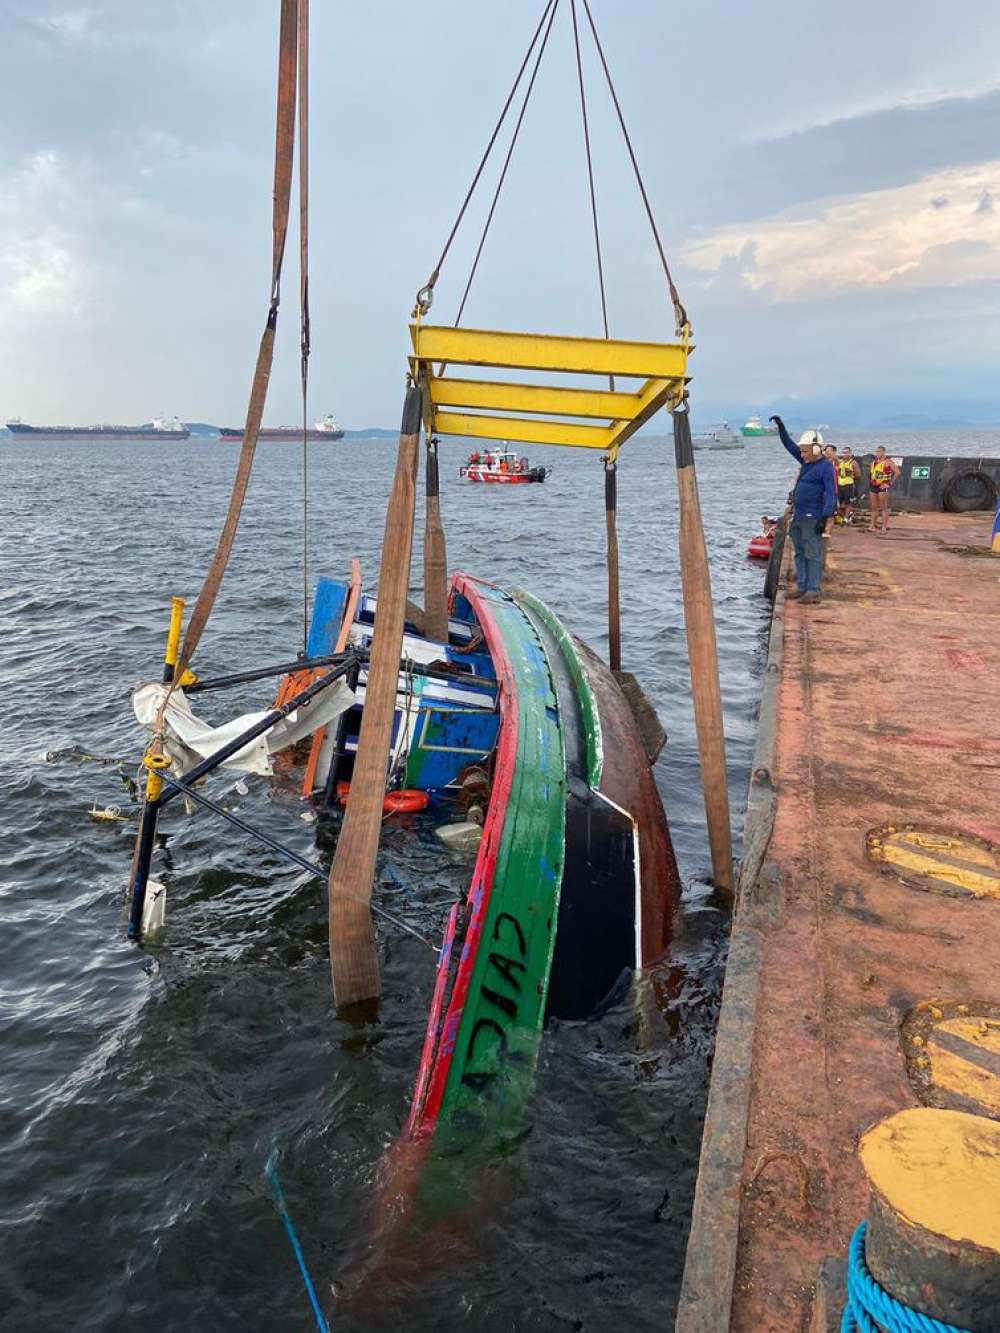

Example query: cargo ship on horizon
[218,414,343,441]
[5,415,190,440]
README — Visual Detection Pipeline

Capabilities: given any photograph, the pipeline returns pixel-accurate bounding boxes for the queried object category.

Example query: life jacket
[871,458,893,485]
[837,459,856,485]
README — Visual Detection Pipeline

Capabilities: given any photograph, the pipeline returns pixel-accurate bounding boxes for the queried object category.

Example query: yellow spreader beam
[409,322,691,456]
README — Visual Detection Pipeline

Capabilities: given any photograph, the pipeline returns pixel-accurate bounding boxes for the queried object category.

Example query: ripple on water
[6,429,978,1328]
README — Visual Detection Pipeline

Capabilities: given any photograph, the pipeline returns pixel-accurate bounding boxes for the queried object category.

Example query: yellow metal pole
[672,402,734,901]
[163,596,185,683]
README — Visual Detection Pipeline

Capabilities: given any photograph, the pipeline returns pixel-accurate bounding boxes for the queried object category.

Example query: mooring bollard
[841,1106,1000,1332]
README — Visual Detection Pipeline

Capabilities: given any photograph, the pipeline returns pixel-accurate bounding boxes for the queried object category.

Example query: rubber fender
[942,468,998,513]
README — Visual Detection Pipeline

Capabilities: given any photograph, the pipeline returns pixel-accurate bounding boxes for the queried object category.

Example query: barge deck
[677,510,1000,1331]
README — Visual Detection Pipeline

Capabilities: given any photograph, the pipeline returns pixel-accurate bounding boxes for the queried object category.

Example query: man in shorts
[868,446,900,534]
[836,446,862,523]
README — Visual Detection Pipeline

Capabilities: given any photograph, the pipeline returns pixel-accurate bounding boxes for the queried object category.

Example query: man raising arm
[770,416,837,604]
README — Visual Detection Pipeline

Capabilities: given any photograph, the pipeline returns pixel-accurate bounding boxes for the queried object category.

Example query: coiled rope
[841,1223,972,1333]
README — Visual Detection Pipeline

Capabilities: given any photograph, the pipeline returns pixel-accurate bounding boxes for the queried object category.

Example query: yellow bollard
[142,752,171,802]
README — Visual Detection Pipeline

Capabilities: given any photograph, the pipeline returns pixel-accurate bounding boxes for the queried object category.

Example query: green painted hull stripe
[514,589,603,790]
[438,583,566,1143]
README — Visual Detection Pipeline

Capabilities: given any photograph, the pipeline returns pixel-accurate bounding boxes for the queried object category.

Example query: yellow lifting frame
[408,321,691,462]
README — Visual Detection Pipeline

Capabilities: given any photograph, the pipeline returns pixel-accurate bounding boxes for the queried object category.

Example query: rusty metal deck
[677,512,1000,1332]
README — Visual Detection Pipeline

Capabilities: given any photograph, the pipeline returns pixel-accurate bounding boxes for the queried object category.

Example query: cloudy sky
[2,0,1000,427]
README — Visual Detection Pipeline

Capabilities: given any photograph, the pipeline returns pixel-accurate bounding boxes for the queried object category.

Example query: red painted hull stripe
[406,572,518,1137]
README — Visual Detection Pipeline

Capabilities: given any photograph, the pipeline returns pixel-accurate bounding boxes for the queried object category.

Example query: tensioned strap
[298,0,311,654]
[178,0,300,675]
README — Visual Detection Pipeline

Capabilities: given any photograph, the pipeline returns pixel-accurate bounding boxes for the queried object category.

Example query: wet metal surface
[679,510,1000,1332]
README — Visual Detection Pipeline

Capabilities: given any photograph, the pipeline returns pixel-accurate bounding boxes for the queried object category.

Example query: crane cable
[579,0,688,335]
[414,0,558,315]
[453,0,561,330]
[417,0,689,339]
[569,0,613,389]
[298,0,311,654]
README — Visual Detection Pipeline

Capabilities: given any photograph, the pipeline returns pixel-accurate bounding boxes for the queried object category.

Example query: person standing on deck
[868,446,900,534]
[769,417,837,603]
[821,444,839,536]
[836,447,862,522]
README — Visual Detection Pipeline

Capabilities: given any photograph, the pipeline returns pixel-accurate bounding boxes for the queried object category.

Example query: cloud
[749,79,1000,144]
[0,152,93,318]
[682,161,1000,301]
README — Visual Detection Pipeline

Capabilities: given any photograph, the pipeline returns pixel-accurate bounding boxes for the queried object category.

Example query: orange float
[336,784,429,814]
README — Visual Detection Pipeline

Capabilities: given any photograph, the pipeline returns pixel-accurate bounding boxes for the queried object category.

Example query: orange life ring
[383,789,429,813]
[336,783,429,813]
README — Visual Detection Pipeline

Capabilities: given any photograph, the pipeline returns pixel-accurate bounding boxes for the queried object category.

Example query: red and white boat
[748,515,778,561]
[459,447,549,484]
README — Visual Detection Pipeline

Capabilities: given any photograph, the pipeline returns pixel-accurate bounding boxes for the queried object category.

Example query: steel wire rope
[579,0,689,334]
[415,0,558,311]
[569,0,613,389]
[452,0,561,329]
[298,0,311,653]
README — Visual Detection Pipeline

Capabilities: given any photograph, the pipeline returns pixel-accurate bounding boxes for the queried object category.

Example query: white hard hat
[798,429,824,446]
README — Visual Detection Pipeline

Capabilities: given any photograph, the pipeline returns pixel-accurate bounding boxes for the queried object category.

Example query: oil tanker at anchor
[5,415,190,440]
[218,414,343,441]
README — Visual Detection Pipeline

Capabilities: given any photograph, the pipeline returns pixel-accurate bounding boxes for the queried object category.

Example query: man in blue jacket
[769,415,837,603]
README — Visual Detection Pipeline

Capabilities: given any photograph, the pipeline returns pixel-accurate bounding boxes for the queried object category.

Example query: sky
[3,0,1000,428]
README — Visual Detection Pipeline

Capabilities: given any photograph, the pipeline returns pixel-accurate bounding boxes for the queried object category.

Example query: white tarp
[132,678,354,777]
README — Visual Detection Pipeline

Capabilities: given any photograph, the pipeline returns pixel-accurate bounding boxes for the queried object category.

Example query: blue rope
[841,1222,972,1333]
[265,1149,331,1332]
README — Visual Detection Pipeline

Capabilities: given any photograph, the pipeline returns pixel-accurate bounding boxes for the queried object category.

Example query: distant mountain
[342,427,397,439]
[185,421,221,437]
[694,396,1000,431]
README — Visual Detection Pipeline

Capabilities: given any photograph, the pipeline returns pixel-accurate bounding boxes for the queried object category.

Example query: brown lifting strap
[177,0,301,678]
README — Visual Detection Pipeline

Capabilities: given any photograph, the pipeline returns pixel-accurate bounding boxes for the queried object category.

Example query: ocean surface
[1,427,995,1331]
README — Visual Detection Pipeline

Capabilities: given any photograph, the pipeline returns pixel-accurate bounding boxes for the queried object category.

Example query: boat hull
[219,428,344,441]
[461,469,545,483]
[400,574,679,1188]
[5,424,190,440]
[741,426,776,437]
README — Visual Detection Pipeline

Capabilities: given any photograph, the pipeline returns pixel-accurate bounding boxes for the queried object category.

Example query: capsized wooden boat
[403,573,678,1146]
[296,570,676,1237]
[272,566,679,1224]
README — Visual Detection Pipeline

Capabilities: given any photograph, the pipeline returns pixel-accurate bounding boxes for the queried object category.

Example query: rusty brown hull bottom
[678,512,1000,1332]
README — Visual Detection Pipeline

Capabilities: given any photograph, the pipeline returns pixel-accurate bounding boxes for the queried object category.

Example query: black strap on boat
[177,0,300,678]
